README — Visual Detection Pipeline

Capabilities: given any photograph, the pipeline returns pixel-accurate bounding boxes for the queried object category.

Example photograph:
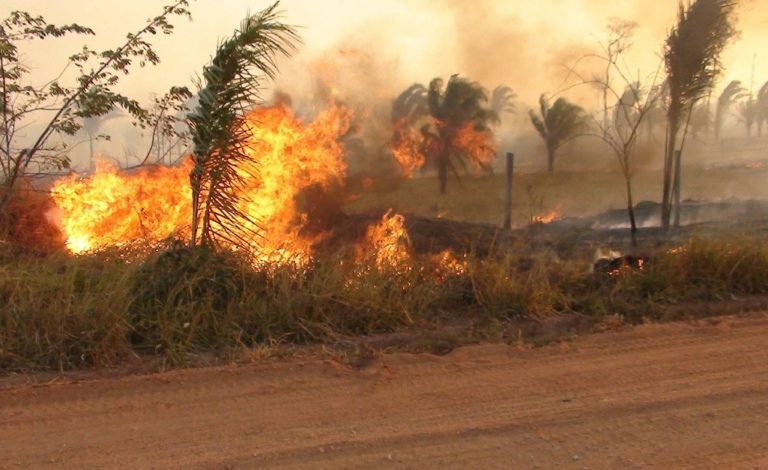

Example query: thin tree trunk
[661,122,677,233]
[89,138,95,172]
[547,145,555,173]
[624,168,637,247]
[438,151,448,194]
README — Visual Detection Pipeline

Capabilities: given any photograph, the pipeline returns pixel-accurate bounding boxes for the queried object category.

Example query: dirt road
[2,313,767,469]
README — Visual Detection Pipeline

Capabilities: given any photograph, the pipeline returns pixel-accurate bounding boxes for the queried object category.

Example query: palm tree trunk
[673,150,682,228]
[661,122,677,233]
[547,145,555,173]
[438,150,448,194]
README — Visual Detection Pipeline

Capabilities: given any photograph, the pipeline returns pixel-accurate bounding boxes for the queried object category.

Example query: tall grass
[1,236,767,372]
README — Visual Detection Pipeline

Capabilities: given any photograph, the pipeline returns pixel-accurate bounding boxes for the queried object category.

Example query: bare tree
[570,21,664,246]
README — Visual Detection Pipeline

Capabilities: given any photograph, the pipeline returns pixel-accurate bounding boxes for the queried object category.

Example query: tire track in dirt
[1,312,767,469]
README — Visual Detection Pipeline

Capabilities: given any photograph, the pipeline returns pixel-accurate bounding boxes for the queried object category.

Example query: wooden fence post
[503,152,515,231]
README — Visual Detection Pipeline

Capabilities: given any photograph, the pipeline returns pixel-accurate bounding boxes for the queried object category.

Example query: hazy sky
[3,0,768,165]
[5,0,767,101]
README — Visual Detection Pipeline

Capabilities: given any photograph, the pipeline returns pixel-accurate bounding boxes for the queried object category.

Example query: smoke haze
[2,0,767,168]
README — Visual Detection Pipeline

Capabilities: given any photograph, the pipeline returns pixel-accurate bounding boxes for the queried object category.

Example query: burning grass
[1,235,767,372]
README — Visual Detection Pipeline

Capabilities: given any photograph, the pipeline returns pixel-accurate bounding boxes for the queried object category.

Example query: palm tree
[391,84,428,125]
[80,110,123,171]
[687,101,712,139]
[528,95,587,173]
[715,80,746,139]
[757,80,768,137]
[661,0,736,232]
[187,2,299,248]
[737,96,758,138]
[490,85,516,117]
[425,76,498,193]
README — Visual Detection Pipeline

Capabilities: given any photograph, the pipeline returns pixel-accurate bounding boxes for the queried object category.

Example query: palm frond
[530,94,586,150]
[187,2,299,248]
[715,80,746,136]
[392,83,428,124]
[665,0,737,126]
[491,85,516,116]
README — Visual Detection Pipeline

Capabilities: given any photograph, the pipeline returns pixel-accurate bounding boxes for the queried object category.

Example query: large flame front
[237,104,351,265]
[51,104,351,264]
[51,161,192,253]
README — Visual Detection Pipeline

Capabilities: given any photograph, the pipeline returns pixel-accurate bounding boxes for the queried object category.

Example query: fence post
[503,152,515,231]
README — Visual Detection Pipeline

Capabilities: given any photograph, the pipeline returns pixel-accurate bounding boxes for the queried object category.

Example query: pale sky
[3,0,767,165]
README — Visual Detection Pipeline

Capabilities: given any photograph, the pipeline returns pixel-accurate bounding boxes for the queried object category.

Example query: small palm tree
[490,85,516,117]
[661,0,736,232]
[391,84,428,125]
[80,110,123,171]
[757,80,768,137]
[425,76,499,193]
[715,80,746,139]
[737,96,758,137]
[529,95,587,173]
[187,2,299,248]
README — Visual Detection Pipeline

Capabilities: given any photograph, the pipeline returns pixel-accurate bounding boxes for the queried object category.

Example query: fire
[51,161,192,253]
[236,104,352,266]
[451,123,496,168]
[533,210,561,225]
[390,120,496,178]
[362,210,411,273]
[430,249,468,281]
[51,104,352,265]
[391,120,426,178]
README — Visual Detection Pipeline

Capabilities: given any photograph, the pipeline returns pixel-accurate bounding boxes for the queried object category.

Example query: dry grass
[1,234,767,373]
[347,166,768,226]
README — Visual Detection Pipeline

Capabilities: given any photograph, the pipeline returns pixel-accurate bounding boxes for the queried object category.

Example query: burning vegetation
[2,1,768,374]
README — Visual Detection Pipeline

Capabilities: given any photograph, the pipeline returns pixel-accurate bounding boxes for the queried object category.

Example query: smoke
[6,0,767,178]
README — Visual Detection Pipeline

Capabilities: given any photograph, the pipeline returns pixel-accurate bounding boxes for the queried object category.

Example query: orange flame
[391,120,426,178]
[362,210,411,273]
[51,104,352,266]
[51,161,192,253]
[533,210,561,225]
[430,249,468,281]
[391,121,496,178]
[452,123,496,168]
[237,104,352,266]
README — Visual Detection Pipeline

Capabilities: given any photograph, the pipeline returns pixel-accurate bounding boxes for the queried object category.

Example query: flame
[391,120,426,178]
[51,104,352,266]
[51,161,192,253]
[533,210,561,225]
[236,104,352,267]
[362,210,411,273]
[451,123,496,168]
[430,249,468,281]
[390,120,496,178]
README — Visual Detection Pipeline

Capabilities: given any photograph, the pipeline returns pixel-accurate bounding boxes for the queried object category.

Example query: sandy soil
[2,313,767,469]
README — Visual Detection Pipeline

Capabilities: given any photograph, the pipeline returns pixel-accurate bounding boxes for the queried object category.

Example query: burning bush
[49,104,352,266]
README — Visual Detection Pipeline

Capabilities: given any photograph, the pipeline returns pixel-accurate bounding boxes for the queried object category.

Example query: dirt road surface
[2,313,767,469]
